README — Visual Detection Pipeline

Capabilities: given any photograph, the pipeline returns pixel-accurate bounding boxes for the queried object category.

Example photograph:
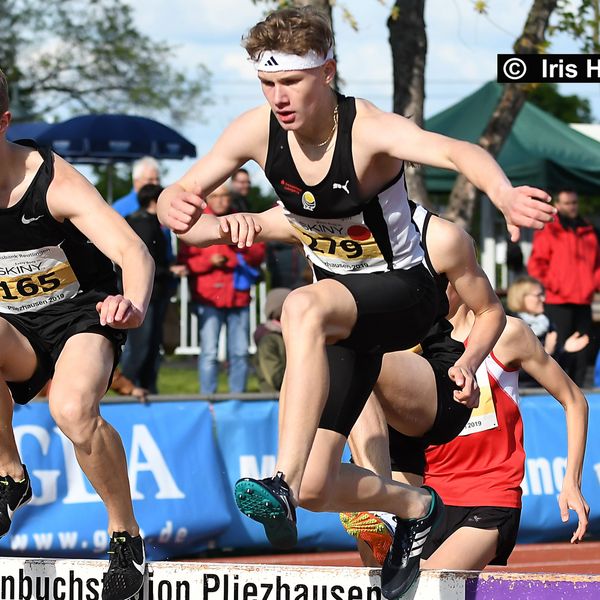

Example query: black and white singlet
[0,141,118,316]
[264,94,424,275]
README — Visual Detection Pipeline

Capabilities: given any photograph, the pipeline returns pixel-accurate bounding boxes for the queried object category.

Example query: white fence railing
[175,275,268,359]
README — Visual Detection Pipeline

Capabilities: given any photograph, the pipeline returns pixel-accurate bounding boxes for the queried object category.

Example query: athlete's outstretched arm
[157,106,268,235]
[366,107,555,241]
[176,204,299,249]
[431,219,505,406]
[500,319,589,543]
[48,155,154,328]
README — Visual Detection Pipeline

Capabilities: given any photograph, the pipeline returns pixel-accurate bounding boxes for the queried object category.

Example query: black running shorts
[316,264,438,437]
[388,360,472,475]
[2,290,126,403]
[314,263,437,354]
[420,504,521,566]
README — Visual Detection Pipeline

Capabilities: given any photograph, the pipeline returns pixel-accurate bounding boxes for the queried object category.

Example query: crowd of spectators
[108,165,600,396]
[177,183,265,394]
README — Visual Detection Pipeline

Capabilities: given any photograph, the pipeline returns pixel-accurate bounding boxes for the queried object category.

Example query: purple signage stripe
[465,575,600,599]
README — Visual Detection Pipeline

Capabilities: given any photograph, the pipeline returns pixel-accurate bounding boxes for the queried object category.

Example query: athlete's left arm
[506,320,590,543]
[437,221,505,405]
[367,108,555,241]
[47,155,154,329]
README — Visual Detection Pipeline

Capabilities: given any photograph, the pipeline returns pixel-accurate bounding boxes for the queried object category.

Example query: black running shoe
[0,464,32,538]
[380,486,444,599]
[235,471,297,549]
[102,531,146,600]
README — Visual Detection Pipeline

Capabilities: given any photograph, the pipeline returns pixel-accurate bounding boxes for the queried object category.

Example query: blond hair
[0,68,8,114]
[243,7,333,61]
[506,276,542,313]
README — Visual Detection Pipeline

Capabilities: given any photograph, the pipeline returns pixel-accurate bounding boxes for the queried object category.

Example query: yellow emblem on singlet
[302,191,316,211]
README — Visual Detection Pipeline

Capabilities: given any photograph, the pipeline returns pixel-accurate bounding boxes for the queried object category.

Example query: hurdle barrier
[2,558,600,600]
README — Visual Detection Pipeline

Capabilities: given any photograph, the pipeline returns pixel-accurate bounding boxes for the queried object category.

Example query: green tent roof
[424,81,600,194]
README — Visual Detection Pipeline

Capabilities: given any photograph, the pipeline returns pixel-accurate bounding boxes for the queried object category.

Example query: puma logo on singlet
[21,214,44,225]
[333,180,350,194]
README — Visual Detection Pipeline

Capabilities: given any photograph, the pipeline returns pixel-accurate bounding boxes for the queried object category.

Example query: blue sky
[126,0,600,188]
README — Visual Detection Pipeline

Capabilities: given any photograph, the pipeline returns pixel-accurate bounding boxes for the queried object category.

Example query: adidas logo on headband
[253,47,334,72]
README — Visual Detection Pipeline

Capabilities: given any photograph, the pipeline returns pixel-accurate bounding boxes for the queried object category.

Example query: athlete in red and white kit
[346,286,589,570]
[419,291,589,569]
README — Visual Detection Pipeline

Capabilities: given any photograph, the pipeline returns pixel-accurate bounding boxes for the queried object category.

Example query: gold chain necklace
[297,104,339,149]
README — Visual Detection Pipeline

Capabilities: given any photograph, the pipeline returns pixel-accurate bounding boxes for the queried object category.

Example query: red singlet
[423,352,524,508]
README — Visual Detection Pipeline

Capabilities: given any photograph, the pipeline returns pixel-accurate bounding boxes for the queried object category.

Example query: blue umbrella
[35,113,196,162]
[12,114,197,201]
[6,121,52,141]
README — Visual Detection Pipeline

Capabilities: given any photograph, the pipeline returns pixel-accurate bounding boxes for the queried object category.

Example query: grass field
[155,355,261,395]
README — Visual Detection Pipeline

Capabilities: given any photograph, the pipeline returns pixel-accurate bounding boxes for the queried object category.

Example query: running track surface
[198,542,600,574]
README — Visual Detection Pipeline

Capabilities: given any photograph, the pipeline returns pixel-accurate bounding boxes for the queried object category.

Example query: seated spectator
[254,288,291,392]
[507,276,589,386]
[177,184,265,393]
[120,184,178,393]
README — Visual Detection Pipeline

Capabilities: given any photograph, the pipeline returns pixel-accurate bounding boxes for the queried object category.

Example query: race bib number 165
[0,246,80,313]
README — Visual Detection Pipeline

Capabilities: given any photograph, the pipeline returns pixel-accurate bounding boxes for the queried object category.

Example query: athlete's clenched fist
[96,295,145,329]
[163,190,207,234]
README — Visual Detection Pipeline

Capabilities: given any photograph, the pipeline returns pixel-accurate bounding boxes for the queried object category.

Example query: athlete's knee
[281,289,327,332]
[49,391,101,446]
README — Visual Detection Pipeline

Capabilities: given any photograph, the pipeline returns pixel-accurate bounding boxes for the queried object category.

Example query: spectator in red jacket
[528,190,600,385]
[178,184,265,393]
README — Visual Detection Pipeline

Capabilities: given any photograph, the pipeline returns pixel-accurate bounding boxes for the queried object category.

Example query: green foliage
[1,0,210,123]
[578,193,600,219]
[552,0,600,52]
[247,185,278,212]
[93,163,132,203]
[527,83,594,123]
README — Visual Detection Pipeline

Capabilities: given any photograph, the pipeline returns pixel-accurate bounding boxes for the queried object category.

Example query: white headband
[254,47,334,72]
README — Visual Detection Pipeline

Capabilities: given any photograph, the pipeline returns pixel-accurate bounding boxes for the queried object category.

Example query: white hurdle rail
[175,274,268,359]
[3,557,600,600]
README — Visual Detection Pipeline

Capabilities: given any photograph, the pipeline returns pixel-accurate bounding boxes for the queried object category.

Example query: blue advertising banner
[211,396,599,549]
[1,394,596,561]
[518,393,600,543]
[212,400,355,550]
[0,401,231,560]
